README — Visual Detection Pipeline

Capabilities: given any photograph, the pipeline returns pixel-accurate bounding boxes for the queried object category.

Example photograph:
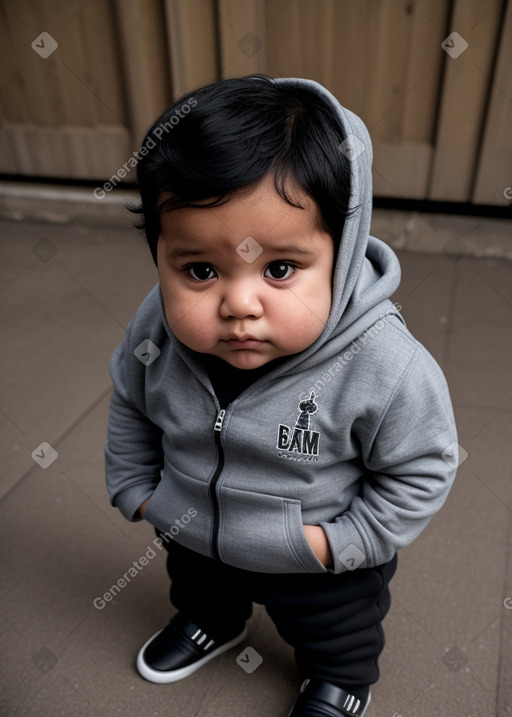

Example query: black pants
[159,535,397,690]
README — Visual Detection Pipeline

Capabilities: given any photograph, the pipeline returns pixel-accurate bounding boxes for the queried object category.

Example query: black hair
[129,75,357,265]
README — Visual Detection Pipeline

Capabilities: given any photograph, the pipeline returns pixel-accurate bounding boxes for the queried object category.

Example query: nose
[219,278,264,319]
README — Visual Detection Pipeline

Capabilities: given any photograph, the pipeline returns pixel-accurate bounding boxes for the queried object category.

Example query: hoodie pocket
[218,486,327,574]
[144,467,213,556]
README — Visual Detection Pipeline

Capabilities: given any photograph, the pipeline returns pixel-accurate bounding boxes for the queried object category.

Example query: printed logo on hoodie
[276,392,320,461]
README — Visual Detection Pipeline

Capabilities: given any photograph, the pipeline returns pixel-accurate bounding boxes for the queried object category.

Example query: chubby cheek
[160,288,217,351]
[271,289,331,352]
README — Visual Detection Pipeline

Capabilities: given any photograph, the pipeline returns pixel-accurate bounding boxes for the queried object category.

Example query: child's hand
[138,498,151,518]
[303,524,333,568]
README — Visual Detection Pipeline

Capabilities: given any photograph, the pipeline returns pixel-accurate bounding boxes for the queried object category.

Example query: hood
[269,78,403,371]
[159,77,404,375]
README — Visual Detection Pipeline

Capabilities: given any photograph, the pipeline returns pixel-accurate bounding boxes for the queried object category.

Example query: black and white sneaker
[288,679,371,717]
[136,612,247,684]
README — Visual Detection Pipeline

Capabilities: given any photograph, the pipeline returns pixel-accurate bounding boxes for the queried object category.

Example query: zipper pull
[214,409,226,432]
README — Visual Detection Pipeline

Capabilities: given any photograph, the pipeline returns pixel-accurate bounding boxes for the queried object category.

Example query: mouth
[223,335,263,349]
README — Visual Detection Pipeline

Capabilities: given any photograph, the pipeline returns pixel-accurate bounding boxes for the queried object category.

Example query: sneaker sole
[287,685,371,717]
[136,626,248,684]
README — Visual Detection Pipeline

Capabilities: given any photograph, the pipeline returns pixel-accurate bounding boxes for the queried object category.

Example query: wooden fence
[0,0,510,204]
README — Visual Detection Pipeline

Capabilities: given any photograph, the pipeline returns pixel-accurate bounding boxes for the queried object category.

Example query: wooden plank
[164,0,218,98]
[58,0,126,126]
[217,0,266,78]
[472,0,512,206]
[0,0,505,202]
[115,0,171,144]
[3,0,127,126]
[428,0,503,202]
[0,0,131,176]
[373,143,433,199]
[0,124,131,179]
[265,0,448,198]
[265,1,446,128]
[366,0,448,197]
[0,1,34,123]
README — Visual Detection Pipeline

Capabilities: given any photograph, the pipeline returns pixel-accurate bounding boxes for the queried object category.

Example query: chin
[224,352,273,370]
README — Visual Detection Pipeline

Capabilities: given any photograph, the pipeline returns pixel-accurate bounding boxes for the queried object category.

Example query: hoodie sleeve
[104,334,164,522]
[321,341,458,573]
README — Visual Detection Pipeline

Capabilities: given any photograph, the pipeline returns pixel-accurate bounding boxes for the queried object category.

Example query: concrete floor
[0,199,511,716]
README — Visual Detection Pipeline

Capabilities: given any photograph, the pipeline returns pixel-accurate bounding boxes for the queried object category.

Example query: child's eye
[186,263,217,281]
[264,261,295,280]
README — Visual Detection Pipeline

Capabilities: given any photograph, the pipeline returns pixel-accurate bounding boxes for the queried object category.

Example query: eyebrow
[271,244,317,256]
[168,247,209,259]
[167,244,317,260]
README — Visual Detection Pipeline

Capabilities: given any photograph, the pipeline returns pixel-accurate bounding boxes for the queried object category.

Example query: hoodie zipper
[209,409,226,561]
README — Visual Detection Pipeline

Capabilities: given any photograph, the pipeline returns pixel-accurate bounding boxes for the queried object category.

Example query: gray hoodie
[105,78,458,575]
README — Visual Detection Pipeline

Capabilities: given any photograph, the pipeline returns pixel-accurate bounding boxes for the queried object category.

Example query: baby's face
[157,175,334,370]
